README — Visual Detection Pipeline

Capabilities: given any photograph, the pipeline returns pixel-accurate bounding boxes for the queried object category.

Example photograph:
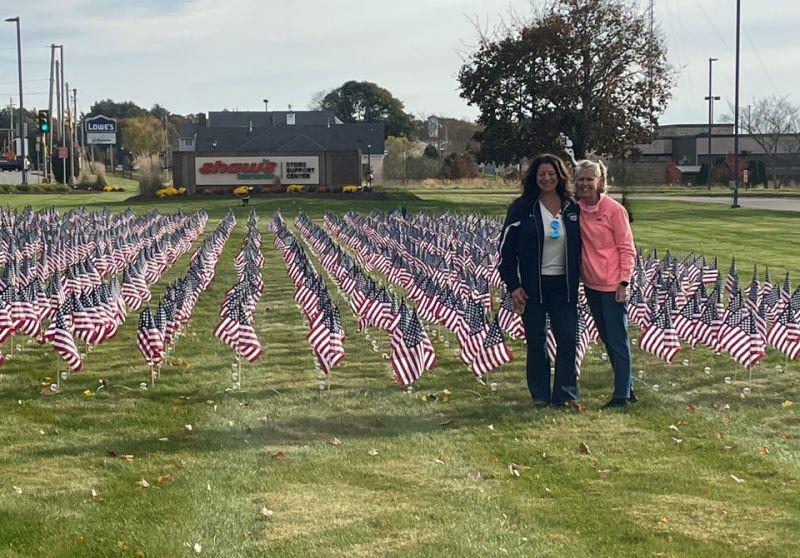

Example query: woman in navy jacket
[498,154,581,406]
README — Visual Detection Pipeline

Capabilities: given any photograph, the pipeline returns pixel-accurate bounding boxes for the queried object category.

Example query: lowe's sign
[85,115,117,144]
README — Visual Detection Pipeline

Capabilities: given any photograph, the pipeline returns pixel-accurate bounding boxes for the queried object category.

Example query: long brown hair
[521,153,574,201]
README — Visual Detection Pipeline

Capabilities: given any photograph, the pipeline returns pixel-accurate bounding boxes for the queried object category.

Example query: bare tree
[742,95,800,188]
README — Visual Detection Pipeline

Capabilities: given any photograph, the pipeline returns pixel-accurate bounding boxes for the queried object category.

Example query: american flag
[48,308,83,372]
[639,305,681,363]
[471,317,513,377]
[725,257,739,293]
[389,310,432,385]
[767,302,800,359]
[457,298,487,365]
[497,287,525,340]
[673,295,699,344]
[718,306,757,369]
[137,307,163,367]
[214,299,241,350]
[235,304,263,362]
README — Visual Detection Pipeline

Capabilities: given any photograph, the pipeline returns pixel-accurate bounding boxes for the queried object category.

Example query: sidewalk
[617,194,800,213]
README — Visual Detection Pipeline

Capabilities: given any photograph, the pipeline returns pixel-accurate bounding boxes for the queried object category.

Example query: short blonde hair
[574,159,608,193]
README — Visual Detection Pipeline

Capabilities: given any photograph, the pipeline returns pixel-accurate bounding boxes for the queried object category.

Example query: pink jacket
[578,194,636,292]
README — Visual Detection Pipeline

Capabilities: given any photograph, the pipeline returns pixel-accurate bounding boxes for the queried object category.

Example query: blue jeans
[521,275,579,403]
[585,287,633,399]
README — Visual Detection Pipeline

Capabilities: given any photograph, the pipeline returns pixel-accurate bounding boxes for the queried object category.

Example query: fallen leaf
[758,445,769,455]
[782,400,794,408]
[193,542,202,554]
[107,450,118,458]
[12,485,22,495]
[687,404,697,413]
[488,424,495,431]
[136,479,150,488]
[669,425,680,432]
[730,474,744,483]
[259,507,274,517]
[716,432,725,441]
[597,469,611,477]
[367,448,379,457]
[330,437,342,446]
[90,488,98,499]
[434,455,448,465]
[677,418,689,425]
[783,434,793,440]
[468,468,482,481]
[257,416,268,423]
[82,389,93,397]
[508,463,521,478]
[184,424,193,432]
[271,451,285,461]
[672,437,683,445]
[713,403,730,412]
[122,455,134,462]
[578,442,590,455]
[156,474,173,484]
[659,516,669,525]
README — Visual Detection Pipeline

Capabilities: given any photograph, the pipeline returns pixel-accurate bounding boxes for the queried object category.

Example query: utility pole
[705,57,720,160]
[58,46,67,186]
[5,16,26,185]
[732,0,741,208]
[47,44,57,182]
[72,87,78,182]
[66,81,75,185]
[164,114,169,183]
[263,98,269,127]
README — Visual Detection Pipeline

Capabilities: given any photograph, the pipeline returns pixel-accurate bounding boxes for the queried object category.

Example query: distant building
[613,123,800,186]
[174,109,385,192]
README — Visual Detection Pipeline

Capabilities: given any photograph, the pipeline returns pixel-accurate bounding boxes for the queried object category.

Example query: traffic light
[37,109,50,133]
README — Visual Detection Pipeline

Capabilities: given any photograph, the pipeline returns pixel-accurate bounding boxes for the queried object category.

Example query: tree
[87,99,146,119]
[458,0,673,163]
[121,115,164,155]
[319,81,414,138]
[741,95,800,188]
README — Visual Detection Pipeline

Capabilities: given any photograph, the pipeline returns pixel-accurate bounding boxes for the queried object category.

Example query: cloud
[4,0,800,125]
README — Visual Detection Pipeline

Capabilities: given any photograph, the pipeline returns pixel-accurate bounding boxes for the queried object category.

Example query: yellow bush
[233,186,252,196]
[287,184,304,193]
[342,184,359,193]
[177,187,186,195]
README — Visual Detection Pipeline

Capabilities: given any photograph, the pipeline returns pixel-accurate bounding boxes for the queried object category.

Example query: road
[620,194,800,213]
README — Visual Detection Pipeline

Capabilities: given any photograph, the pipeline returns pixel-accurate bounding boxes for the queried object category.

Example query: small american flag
[471,317,513,377]
[639,305,681,363]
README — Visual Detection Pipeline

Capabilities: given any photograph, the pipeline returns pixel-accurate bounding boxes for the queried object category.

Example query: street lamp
[5,16,26,185]
[366,143,372,186]
[705,57,720,160]
[263,98,269,126]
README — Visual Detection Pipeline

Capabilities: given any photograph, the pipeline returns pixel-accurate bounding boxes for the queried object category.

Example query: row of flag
[270,212,345,375]
[321,211,513,379]
[294,212,435,385]
[136,211,235,370]
[1,207,209,370]
[213,210,264,363]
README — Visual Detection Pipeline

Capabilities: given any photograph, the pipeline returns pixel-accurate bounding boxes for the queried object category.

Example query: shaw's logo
[199,158,277,179]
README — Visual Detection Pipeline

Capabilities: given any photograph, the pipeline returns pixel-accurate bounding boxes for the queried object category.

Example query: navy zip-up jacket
[497,195,581,303]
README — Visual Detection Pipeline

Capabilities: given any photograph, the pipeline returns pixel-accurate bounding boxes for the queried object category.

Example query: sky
[2,0,799,125]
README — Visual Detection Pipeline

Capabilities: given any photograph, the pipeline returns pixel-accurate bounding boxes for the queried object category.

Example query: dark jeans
[521,275,578,403]
[585,287,633,399]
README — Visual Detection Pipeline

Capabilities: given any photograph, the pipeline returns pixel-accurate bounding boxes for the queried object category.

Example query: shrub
[0,184,12,193]
[440,152,478,180]
[342,184,359,193]
[51,183,69,192]
[287,184,303,193]
[30,185,44,193]
[135,152,163,197]
[233,186,252,196]
[155,186,179,198]
[15,183,30,193]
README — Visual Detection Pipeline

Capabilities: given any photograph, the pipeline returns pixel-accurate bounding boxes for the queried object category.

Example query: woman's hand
[511,287,528,314]
[615,284,629,303]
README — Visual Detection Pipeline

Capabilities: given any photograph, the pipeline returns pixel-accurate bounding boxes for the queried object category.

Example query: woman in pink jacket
[575,160,637,408]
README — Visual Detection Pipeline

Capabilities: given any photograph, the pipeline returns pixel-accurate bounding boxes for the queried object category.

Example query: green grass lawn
[0,192,798,557]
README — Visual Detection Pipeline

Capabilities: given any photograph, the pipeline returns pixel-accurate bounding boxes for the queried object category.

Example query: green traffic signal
[41,123,49,132]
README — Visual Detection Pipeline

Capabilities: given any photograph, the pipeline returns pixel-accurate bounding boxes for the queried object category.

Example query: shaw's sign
[194,156,319,185]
